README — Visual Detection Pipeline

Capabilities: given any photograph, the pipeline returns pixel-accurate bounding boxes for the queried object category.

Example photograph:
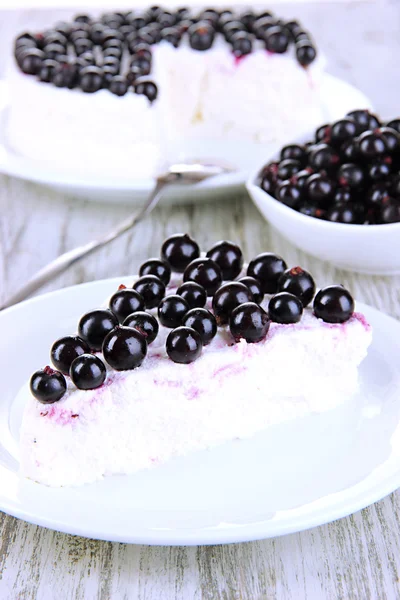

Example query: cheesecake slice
[20,240,372,487]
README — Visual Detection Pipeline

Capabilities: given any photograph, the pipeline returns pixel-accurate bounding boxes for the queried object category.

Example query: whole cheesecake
[9,7,325,178]
[21,235,372,487]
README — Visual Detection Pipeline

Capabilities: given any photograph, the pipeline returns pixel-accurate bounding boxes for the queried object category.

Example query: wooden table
[1,3,400,598]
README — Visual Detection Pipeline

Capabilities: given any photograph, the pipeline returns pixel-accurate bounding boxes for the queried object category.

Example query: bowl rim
[246,135,400,234]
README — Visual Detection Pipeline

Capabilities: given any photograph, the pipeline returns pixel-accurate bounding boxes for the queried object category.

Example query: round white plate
[0,277,400,545]
[0,75,372,203]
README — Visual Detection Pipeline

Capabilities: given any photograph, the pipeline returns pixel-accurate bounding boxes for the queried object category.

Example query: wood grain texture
[1,3,400,599]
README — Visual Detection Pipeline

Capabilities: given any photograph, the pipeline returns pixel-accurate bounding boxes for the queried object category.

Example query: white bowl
[246,139,400,276]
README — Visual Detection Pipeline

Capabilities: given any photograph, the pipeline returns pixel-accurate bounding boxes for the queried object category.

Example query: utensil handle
[0,180,166,310]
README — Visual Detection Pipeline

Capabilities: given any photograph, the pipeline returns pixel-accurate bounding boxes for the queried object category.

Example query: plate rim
[0,278,400,545]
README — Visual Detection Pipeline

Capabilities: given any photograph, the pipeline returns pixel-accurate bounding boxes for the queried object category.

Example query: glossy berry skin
[51,335,90,374]
[139,258,171,285]
[334,186,353,203]
[380,201,400,224]
[161,233,200,273]
[69,354,106,390]
[78,309,118,351]
[265,26,290,53]
[189,22,214,51]
[102,326,147,371]
[183,258,223,296]
[212,282,253,325]
[109,288,145,323]
[314,285,354,323]
[292,169,313,191]
[306,174,335,206]
[231,32,252,57]
[299,204,326,219]
[296,40,317,66]
[315,124,330,143]
[206,240,243,280]
[277,159,302,180]
[276,182,302,208]
[329,118,357,147]
[30,367,66,404]
[280,144,307,166]
[358,131,388,159]
[278,266,315,307]
[391,174,400,198]
[378,127,400,153]
[176,281,207,309]
[19,48,44,74]
[247,253,287,294]
[346,109,380,134]
[308,144,339,171]
[79,65,103,92]
[238,276,264,304]
[368,158,392,182]
[182,308,217,345]
[268,292,303,324]
[166,326,203,364]
[338,163,365,189]
[386,119,400,134]
[340,138,359,163]
[133,275,165,309]
[134,80,158,103]
[108,75,128,96]
[229,302,270,343]
[327,203,359,224]
[123,311,159,344]
[158,295,189,328]
[366,182,390,206]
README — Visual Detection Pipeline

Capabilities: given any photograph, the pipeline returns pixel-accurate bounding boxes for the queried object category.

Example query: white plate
[0,277,400,545]
[0,75,372,203]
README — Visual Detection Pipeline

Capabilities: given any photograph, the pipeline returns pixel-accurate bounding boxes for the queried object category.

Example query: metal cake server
[0,161,234,310]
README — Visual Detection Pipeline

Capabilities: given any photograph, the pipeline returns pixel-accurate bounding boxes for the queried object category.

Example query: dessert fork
[0,161,234,310]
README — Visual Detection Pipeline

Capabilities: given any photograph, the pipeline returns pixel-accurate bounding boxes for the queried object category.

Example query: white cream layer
[6,42,325,178]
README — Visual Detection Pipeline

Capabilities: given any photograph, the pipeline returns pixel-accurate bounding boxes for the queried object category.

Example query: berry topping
[326,203,360,224]
[329,118,358,147]
[79,65,103,93]
[357,130,388,159]
[305,173,335,206]
[108,75,128,96]
[280,144,307,166]
[133,275,165,309]
[278,266,315,307]
[295,40,317,66]
[19,48,44,74]
[102,326,147,370]
[212,282,253,325]
[158,295,189,328]
[380,200,400,224]
[176,281,207,309]
[229,302,270,343]
[182,308,217,345]
[123,311,159,344]
[238,276,264,304]
[109,288,145,323]
[139,258,171,285]
[337,163,365,189]
[206,240,243,280]
[313,285,355,323]
[183,258,223,296]
[51,335,90,374]
[69,354,107,390]
[247,252,287,294]
[134,80,158,103]
[268,292,303,324]
[265,26,290,53]
[308,144,339,171]
[161,233,200,273]
[346,109,380,134]
[277,158,302,180]
[78,309,118,351]
[30,367,67,404]
[386,119,400,134]
[189,21,215,51]
[166,326,203,364]
[276,181,302,209]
